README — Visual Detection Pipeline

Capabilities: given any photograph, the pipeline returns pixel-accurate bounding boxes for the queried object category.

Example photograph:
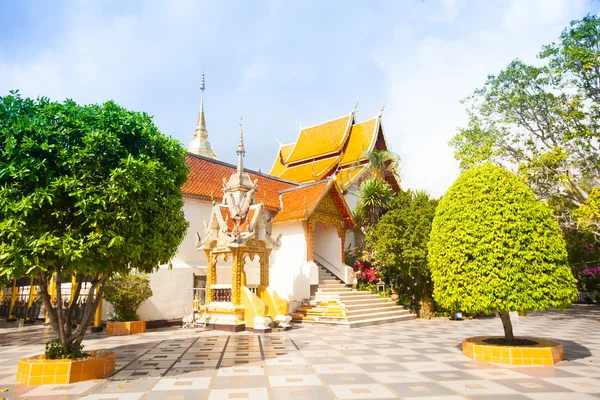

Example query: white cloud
[375,0,588,197]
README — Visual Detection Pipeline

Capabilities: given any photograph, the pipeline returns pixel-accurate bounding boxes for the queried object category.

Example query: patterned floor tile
[329,383,396,399]
[268,374,323,387]
[207,388,268,400]
[440,380,519,395]
[270,386,334,399]
[386,381,459,398]
[151,377,211,391]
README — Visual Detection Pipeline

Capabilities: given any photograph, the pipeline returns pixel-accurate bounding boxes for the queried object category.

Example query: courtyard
[0,306,598,399]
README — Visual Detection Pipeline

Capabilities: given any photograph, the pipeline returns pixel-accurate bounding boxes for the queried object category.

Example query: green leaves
[104,273,153,322]
[451,15,600,238]
[356,178,394,226]
[0,92,189,335]
[366,190,437,289]
[428,164,577,316]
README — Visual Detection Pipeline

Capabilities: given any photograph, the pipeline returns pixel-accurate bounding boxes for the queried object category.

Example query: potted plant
[103,274,152,335]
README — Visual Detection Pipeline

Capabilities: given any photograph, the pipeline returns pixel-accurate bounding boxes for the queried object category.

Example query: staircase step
[317,287,353,293]
[291,313,417,328]
[344,301,398,311]
[314,292,380,300]
[347,313,417,328]
[319,279,342,284]
[348,305,406,315]
[347,309,412,321]
[317,283,347,288]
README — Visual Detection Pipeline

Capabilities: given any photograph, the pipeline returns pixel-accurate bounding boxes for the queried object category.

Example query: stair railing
[314,252,341,274]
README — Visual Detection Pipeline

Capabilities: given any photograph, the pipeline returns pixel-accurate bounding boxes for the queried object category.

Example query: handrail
[314,252,341,273]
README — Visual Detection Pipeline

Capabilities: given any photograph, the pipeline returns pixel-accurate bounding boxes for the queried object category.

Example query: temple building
[100,82,413,330]
[270,104,401,211]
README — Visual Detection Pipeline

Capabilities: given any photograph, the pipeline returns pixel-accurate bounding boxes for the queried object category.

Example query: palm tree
[362,150,400,180]
[357,178,394,226]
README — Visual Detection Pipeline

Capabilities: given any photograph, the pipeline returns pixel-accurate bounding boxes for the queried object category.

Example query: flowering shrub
[585,266,600,276]
[354,261,380,284]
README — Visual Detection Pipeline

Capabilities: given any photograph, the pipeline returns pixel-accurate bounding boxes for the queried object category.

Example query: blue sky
[1,0,599,196]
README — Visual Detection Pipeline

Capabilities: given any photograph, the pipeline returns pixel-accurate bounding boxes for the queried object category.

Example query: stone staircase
[291,266,417,328]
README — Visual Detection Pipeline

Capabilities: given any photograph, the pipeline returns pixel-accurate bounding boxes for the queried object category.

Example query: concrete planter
[17,350,115,385]
[106,320,146,336]
[462,336,563,365]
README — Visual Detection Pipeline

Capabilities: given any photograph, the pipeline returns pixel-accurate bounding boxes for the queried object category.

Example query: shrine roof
[183,153,297,210]
[283,115,353,164]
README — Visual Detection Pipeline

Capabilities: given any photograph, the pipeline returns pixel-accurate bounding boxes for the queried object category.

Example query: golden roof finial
[353,97,359,114]
[379,100,386,117]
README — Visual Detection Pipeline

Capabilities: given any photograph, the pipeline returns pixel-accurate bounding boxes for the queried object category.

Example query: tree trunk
[498,312,515,344]
[38,268,112,356]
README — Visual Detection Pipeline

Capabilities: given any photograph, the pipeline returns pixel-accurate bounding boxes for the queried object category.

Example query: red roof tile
[182,153,297,211]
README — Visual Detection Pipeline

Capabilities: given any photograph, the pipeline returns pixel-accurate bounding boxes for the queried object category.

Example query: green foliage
[0,92,189,352]
[428,164,577,317]
[104,274,153,321]
[356,178,394,226]
[361,150,400,180]
[45,339,87,360]
[366,190,438,316]
[450,15,600,238]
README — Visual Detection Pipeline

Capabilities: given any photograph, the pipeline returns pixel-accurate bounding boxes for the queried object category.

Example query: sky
[1,0,599,197]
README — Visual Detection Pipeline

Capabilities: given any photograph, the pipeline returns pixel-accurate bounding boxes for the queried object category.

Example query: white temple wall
[344,189,360,212]
[270,222,315,302]
[174,197,213,267]
[314,222,343,274]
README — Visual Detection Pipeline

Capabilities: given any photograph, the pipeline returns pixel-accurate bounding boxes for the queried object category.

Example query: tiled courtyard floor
[0,305,599,399]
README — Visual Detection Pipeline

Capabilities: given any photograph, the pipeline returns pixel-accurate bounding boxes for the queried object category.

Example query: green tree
[0,92,188,355]
[428,164,577,343]
[356,178,394,226]
[361,150,400,180]
[366,190,437,317]
[450,15,600,238]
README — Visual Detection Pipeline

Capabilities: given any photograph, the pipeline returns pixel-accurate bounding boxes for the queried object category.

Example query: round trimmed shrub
[428,163,577,341]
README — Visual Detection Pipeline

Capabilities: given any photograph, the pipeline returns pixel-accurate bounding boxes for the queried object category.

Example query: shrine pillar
[259,250,271,287]
[204,250,216,304]
[231,248,243,306]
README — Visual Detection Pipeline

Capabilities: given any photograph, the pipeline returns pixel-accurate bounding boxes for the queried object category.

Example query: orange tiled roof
[272,180,353,225]
[182,153,297,210]
[277,156,340,182]
[340,118,377,166]
[269,112,386,189]
[272,181,330,223]
[269,143,293,177]
[283,115,352,164]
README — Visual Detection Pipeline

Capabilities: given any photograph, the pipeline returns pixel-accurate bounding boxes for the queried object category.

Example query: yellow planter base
[17,350,116,385]
[462,336,564,365]
[106,321,146,336]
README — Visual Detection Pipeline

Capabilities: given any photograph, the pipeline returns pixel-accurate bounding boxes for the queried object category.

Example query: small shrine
[197,124,291,332]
